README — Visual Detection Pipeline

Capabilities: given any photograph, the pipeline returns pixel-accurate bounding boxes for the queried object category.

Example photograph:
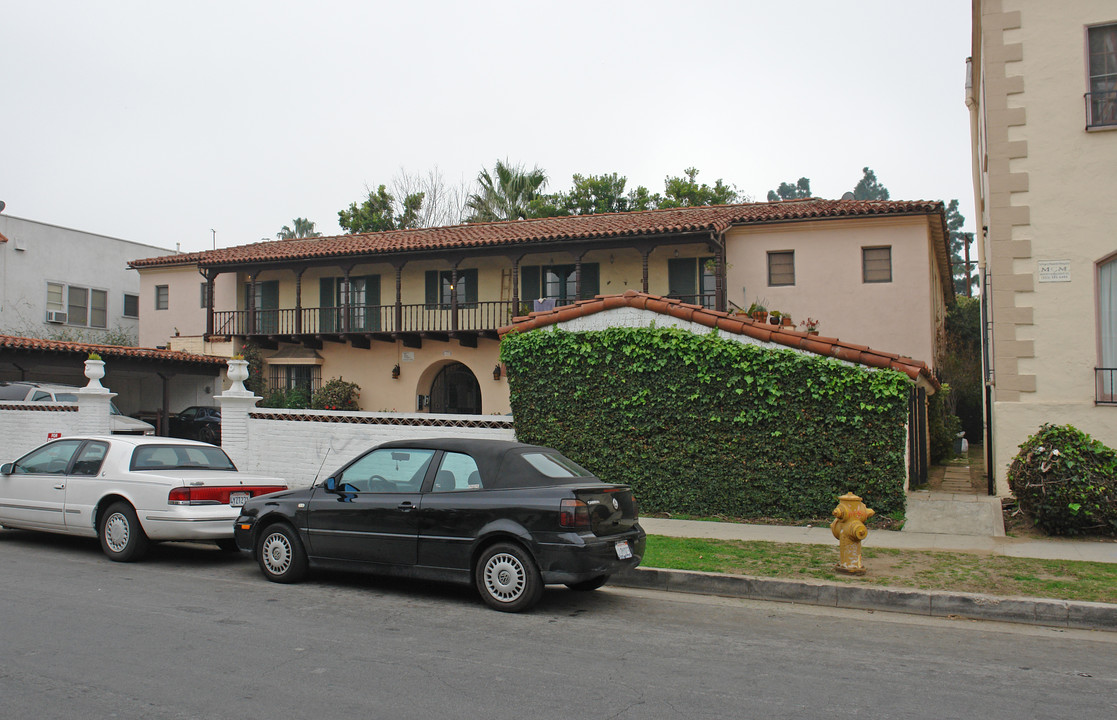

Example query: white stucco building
[0,215,177,342]
[969,1,1117,493]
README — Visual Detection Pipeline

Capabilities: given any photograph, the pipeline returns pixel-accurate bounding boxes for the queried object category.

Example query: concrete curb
[612,567,1117,632]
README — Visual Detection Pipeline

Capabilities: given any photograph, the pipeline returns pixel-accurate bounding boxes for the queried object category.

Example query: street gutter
[612,567,1117,632]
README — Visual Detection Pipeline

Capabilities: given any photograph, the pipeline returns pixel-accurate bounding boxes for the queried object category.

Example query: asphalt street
[2,530,1115,720]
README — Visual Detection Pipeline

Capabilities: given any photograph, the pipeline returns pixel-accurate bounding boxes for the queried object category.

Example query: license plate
[615,540,632,560]
[229,492,250,508]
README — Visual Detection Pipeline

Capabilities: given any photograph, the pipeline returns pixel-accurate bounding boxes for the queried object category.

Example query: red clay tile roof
[0,335,227,366]
[499,291,940,389]
[130,198,948,271]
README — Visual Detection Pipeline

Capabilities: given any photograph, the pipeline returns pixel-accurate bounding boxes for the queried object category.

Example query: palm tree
[277,217,322,240]
[465,160,548,222]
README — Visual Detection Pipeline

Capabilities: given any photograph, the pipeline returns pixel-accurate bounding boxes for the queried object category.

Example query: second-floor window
[521,264,600,306]
[863,246,893,283]
[1088,23,1117,128]
[155,285,169,310]
[46,282,107,328]
[123,293,139,318]
[767,251,795,286]
[425,269,478,308]
[1098,255,1117,402]
[200,282,210,309]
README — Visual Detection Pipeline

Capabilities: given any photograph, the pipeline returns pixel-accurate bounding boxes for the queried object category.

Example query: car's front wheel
[198,425,219,445]
[256,523,308,583]
[475,542,543,612]
[98,502,149,562]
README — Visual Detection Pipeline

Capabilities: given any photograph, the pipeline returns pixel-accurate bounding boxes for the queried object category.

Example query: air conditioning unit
[45,310,67,324]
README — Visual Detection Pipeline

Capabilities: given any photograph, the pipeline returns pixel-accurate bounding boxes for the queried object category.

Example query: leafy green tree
[940,296,983,442]
[853,166,890,200]
[945,199,977,295]
[658,167,739,208]
[276,218,321,240]
[766,177,812,202]
[465,160,549,222]
[338,185,424,233]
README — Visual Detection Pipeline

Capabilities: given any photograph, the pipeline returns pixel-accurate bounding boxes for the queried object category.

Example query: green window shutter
[521,266,540,303]
[319,278,335,332]
[425,270,438,308]
[366,275,381,330]
[579,263,600,299]
[668,258,697,298]
[464,269,478,305]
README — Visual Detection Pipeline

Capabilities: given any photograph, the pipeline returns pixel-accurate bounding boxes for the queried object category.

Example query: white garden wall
[218,396,515,487]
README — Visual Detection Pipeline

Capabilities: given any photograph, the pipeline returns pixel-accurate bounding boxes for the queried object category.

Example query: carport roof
[499,290,940,389]
[0,335,226,368]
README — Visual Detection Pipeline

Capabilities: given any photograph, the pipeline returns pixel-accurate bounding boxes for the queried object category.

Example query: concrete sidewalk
[611,487,1117,631]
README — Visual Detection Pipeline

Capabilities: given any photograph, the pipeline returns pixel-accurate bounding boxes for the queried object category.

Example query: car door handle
[398,501,415,512]
[53,483,65,490]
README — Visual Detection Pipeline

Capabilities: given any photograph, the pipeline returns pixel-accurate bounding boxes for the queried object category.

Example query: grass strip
[644,535,1117,604]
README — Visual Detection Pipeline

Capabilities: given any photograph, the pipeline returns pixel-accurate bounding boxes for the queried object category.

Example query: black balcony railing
[213,301,516,338]
[1096,368,1117,405]
[1086,90,1117,128]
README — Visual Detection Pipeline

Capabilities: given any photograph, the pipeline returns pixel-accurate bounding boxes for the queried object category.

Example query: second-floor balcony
[210,292,718,349]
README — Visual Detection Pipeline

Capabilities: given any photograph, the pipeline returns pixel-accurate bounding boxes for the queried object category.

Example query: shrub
[260,387,310,409]
[311,378,360,410]
[1007,424,1117,536]
[501,326,911,519]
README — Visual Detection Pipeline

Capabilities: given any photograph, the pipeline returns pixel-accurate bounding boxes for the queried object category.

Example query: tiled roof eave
[129,199,948,270]
[500,291,940,390]
[0,334,228,366]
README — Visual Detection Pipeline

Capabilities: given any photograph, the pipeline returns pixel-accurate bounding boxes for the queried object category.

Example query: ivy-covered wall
[501,326,911,518]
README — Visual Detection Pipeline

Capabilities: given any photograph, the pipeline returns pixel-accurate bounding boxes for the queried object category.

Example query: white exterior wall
[0,215,176,341]
[974,1,1117,492]
[219,400,515,488]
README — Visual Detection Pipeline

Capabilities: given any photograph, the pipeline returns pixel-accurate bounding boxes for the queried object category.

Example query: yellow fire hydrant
[830,492,875,575]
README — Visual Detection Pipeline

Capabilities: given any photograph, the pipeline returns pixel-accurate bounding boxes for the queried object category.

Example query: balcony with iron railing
[1086,89,1117,129]
[1096,368,1117,405]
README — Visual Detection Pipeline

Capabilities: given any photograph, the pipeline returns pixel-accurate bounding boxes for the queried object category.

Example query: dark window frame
[766,251,795,287]
[155,285,169,311]
[862,246,893,283]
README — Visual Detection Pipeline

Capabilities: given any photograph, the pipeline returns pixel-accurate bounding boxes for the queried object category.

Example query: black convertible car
[234,438,645,611]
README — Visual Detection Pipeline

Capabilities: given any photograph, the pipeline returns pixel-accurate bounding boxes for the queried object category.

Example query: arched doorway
[429,362,481,414]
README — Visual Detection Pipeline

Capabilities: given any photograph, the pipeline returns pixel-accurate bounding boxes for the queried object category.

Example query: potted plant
[799,317,821,335]
[769,310,782,326]
[747,300,768,323]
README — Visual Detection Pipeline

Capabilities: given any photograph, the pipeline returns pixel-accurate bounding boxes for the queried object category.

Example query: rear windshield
[491,450,600,489]
[520,452,593,478]
[131,444,237,471]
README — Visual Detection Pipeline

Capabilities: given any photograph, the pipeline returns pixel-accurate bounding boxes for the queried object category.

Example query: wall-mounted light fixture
[493,364,502,381]
[392,364,401,379]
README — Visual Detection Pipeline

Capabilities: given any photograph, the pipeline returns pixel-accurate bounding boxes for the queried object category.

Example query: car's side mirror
[323,476,339,491]
[0,463,13,475]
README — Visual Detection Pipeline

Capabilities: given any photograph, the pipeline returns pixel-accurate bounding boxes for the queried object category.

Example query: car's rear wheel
[98,502,149,562]
[475,542,543,612]
[566,575,609,592]
[256,523,307,583]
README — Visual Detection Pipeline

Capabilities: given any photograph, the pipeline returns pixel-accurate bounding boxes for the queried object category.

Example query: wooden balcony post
[342,266,352,333]
[512,254,522,318]
[641,247,651,294]
[575,253,584,301]
[205,270,215,336]
[450,265,460,332]
[294,268,305,334]
[393,262,404,333]
[247,271,258,335]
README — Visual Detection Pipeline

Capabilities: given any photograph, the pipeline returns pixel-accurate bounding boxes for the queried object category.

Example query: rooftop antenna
[840,192,855,201]
[211,229,216,250]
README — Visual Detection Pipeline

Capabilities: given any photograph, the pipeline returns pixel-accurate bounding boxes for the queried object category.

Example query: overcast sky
[2,0,976,254]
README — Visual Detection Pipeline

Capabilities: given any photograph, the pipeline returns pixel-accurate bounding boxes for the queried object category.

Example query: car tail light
[559,498,590,529]
[167,485,286,506]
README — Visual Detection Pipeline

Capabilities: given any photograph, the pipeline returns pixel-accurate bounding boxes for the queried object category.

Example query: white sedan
[0,436,286,561]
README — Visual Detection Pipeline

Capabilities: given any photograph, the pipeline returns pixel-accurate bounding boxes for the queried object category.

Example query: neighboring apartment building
[0,214,178,343]
[968,1,1117,493]
[130,199,951,415]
